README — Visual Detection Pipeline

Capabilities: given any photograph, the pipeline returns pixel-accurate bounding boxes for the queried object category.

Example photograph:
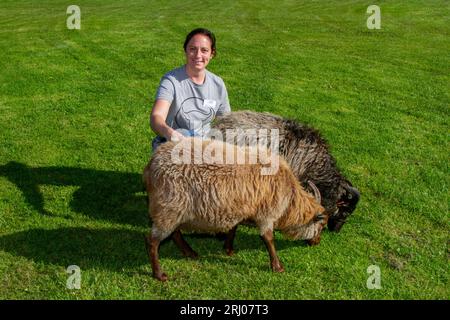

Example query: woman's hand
[169,130,185,142]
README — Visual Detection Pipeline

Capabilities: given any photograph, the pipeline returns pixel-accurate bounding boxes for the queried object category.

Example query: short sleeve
[155,76,175,103]
[216,81,231,116]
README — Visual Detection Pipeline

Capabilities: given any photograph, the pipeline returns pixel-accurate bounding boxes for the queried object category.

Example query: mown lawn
[0,0,448,299]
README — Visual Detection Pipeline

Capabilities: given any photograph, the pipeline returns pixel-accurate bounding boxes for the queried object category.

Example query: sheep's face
[306,212,328,245]
[328,185,360,232]
[283,211,327,242]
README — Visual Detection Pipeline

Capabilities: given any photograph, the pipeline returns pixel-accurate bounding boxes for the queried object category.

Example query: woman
[150,28,231,151]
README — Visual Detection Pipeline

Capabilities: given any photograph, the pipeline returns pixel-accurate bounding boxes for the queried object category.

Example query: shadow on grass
[164,230,314,273]
[187,227,312,252]
[0,227,309,272]
[0,162,315,272]
[0,161,147,227]
[0,227,148,271]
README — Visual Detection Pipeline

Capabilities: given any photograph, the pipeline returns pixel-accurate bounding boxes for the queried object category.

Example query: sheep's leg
[260,229,285,273]
[223,226,238,256]
[144,232,168,282]
[172,229,198,259]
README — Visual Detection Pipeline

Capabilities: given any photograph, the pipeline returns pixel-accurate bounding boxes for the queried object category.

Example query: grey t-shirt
[155,65,230,136]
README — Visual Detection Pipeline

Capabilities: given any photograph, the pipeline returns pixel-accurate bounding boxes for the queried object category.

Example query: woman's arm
[150,99,184,141]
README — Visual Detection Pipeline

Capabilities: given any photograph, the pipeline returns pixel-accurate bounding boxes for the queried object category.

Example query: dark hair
[183,28,216,57]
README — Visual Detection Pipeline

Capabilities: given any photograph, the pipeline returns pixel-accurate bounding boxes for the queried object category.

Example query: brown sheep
[143,138,326,281]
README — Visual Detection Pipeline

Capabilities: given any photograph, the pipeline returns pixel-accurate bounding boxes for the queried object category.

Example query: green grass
[0,0,448,299]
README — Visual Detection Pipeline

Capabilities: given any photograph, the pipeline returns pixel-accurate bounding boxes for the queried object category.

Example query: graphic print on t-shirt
[174,97,218,132]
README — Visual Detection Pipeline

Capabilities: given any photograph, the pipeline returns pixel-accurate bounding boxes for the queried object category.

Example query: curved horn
[308,181,321,204]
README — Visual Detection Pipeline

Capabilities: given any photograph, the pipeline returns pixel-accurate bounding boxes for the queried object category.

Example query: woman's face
[185,34,214,72]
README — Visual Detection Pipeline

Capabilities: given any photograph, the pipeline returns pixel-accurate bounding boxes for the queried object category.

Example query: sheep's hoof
[271,262,285,273]
[153,272,168,282]
[307,236,321,246]
[225,248,234,256]
[183,250,199,259]
[223,242,234,256]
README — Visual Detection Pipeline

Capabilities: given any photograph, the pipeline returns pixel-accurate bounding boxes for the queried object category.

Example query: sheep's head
[327,183,360,232]
[304,181,328,244]
[306,212,328,246]
[282,181,327,242]
[284,210,328,244]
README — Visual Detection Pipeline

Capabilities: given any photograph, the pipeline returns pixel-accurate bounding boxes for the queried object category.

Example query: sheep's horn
[308,181,321,204]
[314,213,326,222]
